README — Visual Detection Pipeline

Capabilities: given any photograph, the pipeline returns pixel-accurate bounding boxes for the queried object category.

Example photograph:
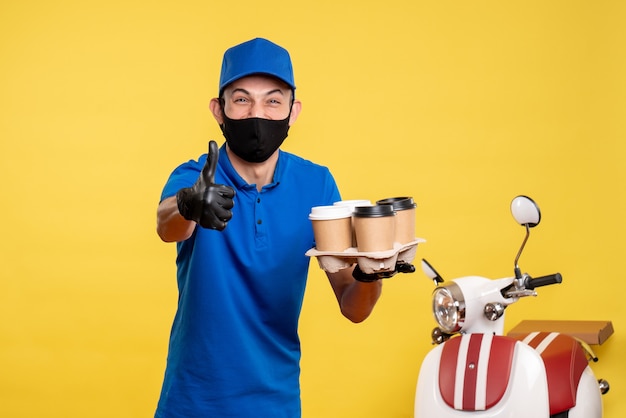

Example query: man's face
[221,75,293,121]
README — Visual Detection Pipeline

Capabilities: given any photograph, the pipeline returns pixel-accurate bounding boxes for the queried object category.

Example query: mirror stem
[514,224,530,281]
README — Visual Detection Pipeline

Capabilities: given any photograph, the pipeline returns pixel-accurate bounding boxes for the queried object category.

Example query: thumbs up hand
[176,141,236,231]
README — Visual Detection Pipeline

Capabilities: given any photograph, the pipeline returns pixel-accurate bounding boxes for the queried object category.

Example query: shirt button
[257,219,262,224]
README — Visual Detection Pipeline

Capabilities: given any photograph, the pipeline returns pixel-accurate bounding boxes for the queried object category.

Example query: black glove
[176,141,236,231]
[352,262,416,283]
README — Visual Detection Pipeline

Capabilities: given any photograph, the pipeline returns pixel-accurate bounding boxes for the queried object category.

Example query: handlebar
[525,273,562,289]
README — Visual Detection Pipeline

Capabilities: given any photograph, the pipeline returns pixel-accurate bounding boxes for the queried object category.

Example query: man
[155,37,412,418]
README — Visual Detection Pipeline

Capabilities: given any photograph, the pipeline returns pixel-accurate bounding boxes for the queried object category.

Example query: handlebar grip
[526,273,562,289]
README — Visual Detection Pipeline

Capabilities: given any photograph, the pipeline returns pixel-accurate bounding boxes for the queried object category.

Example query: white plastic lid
[333,199,372,210]
[309,205,353,220]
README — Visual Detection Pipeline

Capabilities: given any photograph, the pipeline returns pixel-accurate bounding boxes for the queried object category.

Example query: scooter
[414,195,609,418]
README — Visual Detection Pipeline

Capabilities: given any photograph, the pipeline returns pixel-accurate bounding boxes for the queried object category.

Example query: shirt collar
[219,144,283,191]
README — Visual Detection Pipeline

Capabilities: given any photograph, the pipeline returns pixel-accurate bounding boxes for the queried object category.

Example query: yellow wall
[1,1,624,417]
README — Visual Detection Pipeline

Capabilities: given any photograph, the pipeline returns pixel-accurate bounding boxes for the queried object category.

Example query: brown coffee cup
[376,197,417,244]
[353,205,396,252]
[333,199,372,246]
[309,205,353,252]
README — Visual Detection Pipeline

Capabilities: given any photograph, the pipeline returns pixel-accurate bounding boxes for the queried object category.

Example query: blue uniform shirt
[156,145,341,418]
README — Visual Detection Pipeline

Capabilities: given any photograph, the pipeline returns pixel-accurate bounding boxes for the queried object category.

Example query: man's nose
[250,102,264,118]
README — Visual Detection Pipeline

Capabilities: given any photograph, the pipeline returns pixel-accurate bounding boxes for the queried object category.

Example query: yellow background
[1,1,624,417]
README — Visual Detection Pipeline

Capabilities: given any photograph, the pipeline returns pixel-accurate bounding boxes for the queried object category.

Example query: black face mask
[220,113,290,163]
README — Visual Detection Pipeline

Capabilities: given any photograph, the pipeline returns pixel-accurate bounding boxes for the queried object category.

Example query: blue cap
[219,38,296,95]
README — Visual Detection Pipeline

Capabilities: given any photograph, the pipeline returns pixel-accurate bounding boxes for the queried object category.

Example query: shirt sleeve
[159,156,206,202]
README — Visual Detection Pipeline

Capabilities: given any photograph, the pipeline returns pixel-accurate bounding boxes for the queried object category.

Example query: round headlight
[432,283,465,333]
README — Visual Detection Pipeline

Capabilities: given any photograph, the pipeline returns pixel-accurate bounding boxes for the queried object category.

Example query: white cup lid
[309,205,353,220]
[333,199,372,209]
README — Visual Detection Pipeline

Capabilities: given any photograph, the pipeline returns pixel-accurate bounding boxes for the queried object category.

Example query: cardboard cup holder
[305,238,426,274]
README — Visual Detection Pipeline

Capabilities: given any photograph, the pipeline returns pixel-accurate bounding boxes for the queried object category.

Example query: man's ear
[289,100,302,126]
[209,98,224,125]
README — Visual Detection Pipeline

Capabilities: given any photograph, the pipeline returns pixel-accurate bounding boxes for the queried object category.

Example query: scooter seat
[438,334,517,411]
[514,332,589,415]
